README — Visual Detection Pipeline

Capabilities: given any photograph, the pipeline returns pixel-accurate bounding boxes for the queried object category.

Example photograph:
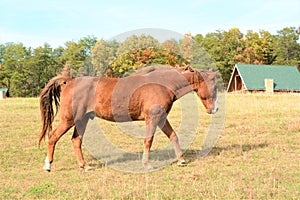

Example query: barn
[227,64,300,93]
[0,88,9,100]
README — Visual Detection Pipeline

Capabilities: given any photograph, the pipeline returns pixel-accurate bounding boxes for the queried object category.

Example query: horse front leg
[142,104,167,169]
[72,114,93,171]
[160,119,187,166]
[44,121,73,172]
[142,116,159,169]
[72,129,93,171]
[142,121,156,169]
[72,129,86,169]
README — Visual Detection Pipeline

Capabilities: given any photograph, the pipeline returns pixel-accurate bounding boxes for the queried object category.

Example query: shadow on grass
[184,142,269,161]
[87,148,178,172]
[85,142,269,170]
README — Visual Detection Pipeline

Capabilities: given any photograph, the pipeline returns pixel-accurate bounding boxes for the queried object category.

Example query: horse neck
[103,71,198,100]
[173,72,198,100]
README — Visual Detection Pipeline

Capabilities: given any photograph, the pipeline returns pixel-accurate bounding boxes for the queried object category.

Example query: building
[0,88,9,100]
[227,64,300,93]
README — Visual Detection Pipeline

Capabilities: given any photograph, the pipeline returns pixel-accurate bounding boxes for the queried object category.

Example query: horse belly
[94,107,143,122]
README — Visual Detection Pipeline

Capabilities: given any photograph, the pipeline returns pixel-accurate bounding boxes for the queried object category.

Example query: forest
[0,27,299,97]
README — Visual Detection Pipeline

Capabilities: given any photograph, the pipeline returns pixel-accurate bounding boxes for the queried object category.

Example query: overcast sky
[0,0,299,47]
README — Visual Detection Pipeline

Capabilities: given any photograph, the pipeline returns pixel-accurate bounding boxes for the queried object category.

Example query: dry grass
[0,93,299,199]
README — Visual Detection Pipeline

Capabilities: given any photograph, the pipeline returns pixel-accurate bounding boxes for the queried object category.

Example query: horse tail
[38,75,70,147]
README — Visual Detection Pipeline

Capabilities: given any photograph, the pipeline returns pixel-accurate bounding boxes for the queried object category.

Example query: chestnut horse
[39,66,218,171]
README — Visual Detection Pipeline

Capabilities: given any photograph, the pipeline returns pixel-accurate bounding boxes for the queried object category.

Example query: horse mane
[130,65,216,83]
[131,65,174,76]
[132,66,156,75]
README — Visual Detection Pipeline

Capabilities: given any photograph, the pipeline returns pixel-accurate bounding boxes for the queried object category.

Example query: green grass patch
[0,93,299,199]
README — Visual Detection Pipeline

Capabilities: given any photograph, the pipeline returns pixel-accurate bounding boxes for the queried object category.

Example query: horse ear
[209,71,218,78]
[183,65,194,72]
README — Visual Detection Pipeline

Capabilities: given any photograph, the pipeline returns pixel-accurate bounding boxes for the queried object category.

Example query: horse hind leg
[142,104,166,169]
[44,120,74,172]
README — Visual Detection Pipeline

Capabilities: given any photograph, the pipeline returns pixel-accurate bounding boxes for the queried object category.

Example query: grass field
[0,93,299,199]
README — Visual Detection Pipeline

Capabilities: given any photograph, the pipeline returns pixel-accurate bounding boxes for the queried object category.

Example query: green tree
[179,33,193,63]
[0,43,5,84]
[161,39,180,55]
[272,27,300,66]
[117,34,160,56]
[191,33,216,70]
[110,48,189,77]
[78,35,97,56]
[29,43,60,96]
[52,46,65,69]
[258,30,276,64]
[92,35,161,77]
[201,28,244,84]
[10,71,29,96]
[59,38,95,77]
[234,30,275,65]
[63,41,83,75]
[91,39,119,76]
[77,36,97,76]
[0,43,32,96]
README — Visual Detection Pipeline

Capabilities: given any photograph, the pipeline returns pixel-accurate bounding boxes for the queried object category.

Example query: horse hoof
[84,166,94,172]
[43,166,51,172]
[177,160,188,167]
[143,164,153,170]
[79,165,94,172]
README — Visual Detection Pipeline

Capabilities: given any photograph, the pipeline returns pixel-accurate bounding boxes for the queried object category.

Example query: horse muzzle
[206,97,219,114]
[206,107,218,114]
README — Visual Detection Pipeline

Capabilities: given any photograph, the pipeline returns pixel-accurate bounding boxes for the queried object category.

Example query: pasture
[0,93,299,199]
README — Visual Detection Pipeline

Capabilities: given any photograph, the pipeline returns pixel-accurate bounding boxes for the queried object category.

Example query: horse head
[195,70,218,114]
[179,66,218,114]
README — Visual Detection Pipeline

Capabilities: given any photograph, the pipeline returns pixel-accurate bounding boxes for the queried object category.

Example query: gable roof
[228,64,300,91]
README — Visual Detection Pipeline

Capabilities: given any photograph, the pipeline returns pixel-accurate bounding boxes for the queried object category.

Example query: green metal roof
[235,64,300,91]
[0,88,8,93]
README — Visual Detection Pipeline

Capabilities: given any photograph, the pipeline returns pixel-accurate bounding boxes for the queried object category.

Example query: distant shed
[0,88,9,100]
[227,64,300,93]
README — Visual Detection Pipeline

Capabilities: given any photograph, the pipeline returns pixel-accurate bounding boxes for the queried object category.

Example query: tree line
[0,27,299,97]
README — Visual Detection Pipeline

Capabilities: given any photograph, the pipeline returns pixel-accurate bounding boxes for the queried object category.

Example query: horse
[39,66,218,171]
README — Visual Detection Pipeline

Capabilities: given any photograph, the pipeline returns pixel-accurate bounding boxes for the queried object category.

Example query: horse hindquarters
[44,77,99,172]
[43,83,75,171]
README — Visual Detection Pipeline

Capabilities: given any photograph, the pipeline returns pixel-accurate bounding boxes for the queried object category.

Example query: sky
[0,0,299,48]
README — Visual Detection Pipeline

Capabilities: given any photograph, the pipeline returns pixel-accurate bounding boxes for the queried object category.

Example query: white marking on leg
[142,153,148,166]
[212,96,219,113]
[43,156,51,171]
